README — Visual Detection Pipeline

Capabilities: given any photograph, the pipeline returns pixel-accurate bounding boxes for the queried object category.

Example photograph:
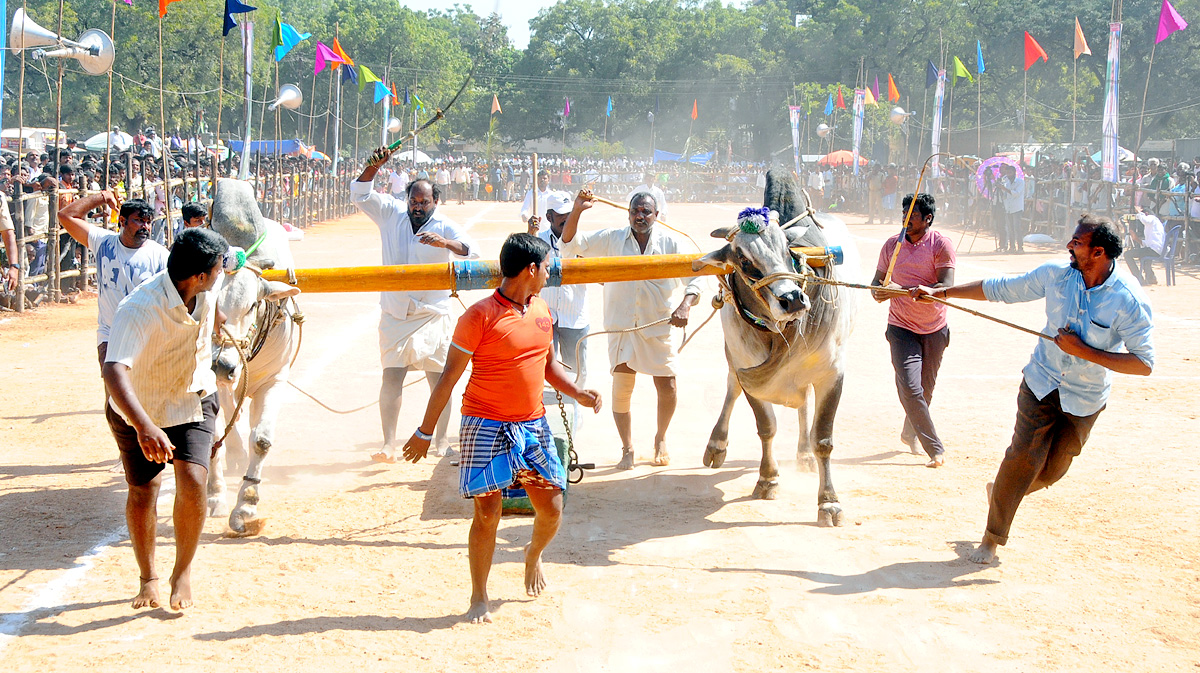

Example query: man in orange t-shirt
[402,233,602,625]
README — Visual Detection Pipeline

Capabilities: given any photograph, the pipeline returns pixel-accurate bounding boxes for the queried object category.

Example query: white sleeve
[349,180,399,228]
[520,189,533,220]
[86,224,111,253]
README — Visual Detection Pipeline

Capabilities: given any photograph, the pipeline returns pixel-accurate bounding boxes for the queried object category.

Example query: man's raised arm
[57,190,120,246]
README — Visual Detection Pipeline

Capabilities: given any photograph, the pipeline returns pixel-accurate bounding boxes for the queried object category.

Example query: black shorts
[106,394,219,486]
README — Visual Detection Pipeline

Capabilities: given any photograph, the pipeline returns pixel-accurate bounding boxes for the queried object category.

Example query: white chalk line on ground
[0,304,371,650]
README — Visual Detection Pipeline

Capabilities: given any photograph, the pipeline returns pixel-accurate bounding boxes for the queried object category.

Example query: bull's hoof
[752,479,779,500]
[224,517,267,538]
[207,495,228,518]
[703,443,728,469]
[795,451,817,473]
[817,502,844,527]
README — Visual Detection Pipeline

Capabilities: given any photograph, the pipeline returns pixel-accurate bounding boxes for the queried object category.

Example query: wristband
[414,428,433,441]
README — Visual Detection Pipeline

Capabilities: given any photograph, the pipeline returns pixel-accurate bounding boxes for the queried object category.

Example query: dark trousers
[1124,246,1160,285]
[984,381,1103,546]
[886,324,949,459]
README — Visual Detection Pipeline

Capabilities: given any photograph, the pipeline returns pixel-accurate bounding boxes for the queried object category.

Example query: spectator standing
[520,170,553,225]
[999,164,1026,253]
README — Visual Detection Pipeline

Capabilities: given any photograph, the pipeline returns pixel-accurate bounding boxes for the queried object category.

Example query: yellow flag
[1074,18,1092,59]
[863,87,877,106]
[952,56,974,84]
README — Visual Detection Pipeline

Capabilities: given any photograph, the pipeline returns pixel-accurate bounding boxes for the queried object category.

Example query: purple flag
[313,41,342,75]
[1157,0,1188,43]
[563,97,570,118]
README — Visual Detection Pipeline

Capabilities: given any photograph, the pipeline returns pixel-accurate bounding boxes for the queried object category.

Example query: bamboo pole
[1134,41,1156,164]
[260,250,839,294]
[51,0,65,301]
[158,14,173,247]
[104,0,117,175]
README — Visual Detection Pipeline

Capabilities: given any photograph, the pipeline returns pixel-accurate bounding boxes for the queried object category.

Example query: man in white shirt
[102,227,227,612]
[998,164,1026,253]
[352,147,480,461]
[388,166,409,199]
[626,172,669,221]
[434,165,452,204]
[1124,209,1166,285]
[520,170,553,225]
[57,191,169,367]
[528,191,590,385]
[562,189,702,470]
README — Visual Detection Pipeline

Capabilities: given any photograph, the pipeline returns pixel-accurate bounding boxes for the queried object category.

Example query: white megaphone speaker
[889,106,913,125]
[10,8,114,76]
[387,117,402,133]
[268,84,303,111]
[816,123,832,138]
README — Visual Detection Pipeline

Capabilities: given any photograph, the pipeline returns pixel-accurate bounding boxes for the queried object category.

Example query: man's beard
[409,209,431,227]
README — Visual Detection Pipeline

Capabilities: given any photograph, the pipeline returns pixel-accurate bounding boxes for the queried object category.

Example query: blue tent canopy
[652,149,713,165]
[228,139,306,155]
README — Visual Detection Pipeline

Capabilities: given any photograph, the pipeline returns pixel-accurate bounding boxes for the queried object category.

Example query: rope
[216,324,250,445]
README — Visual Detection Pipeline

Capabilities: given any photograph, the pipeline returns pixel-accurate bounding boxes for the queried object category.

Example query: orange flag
[159,0,183,17]
[391,83,399,102]
[332,38,354,67]
[887,73,901,102]
[1024,31,1049,70]
[836,85,846,109]
[691,99,698,120]
[1074,18,1092,59]
[491,94,502,114]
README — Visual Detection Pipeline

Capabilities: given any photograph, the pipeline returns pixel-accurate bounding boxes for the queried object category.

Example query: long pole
[158,13,173,244]
[1022,70,1028,163]
[104,0,117,172]
[237,20,254,180]
[917,87,929,163]
[1134,41,1156,163]
[977,71,982,155]
[51,0,65,300]
[211,37,224,207]
[14,0,26,312]
[1072,55,1078,144]
[946,79,955,158]
[332,60,342,174]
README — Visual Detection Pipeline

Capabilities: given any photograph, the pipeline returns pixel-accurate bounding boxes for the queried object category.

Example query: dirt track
[2,199,1198,672]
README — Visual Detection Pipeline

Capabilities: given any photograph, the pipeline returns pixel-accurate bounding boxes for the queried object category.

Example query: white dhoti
[607,325,678,377]
[379,309,451,372]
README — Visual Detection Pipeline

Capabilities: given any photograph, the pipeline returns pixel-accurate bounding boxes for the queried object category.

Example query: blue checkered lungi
[458,415,567,498]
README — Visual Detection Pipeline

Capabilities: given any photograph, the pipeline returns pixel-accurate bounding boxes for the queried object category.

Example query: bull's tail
[763,168,800,227]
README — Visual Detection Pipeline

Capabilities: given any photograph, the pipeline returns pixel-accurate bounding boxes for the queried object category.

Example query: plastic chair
[1150,224,1182,286]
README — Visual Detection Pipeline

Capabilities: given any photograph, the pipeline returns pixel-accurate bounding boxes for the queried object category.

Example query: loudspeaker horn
[889,107,913,125]
[387,117,402,133]
[268,84,303,111]
[10,9,114,76]
[816,123,832,138]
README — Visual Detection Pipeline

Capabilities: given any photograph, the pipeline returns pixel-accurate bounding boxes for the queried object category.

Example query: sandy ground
[1,196,1198,672]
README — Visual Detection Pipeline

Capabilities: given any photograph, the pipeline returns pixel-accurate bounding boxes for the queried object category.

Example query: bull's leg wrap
[813,374,845,526]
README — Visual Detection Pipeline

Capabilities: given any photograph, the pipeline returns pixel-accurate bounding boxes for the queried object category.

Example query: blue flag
[606,96,613,117]
[926,60,939,88]
[374,81,390,105]
[223,0,257,37]
[403,86,410,106]
[274,22,311,62]
[341,64,358,86]
[824,93,834,116]
[977,40,985,74]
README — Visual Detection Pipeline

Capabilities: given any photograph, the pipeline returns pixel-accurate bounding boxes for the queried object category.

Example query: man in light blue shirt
[910,215,1154,564]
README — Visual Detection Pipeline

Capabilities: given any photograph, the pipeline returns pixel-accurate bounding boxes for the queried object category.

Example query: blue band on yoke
[453,260,502,291]
[546,257,563,287]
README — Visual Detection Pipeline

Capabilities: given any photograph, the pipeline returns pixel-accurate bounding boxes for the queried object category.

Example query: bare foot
[371,442,397,464]
[925,456,945,468]
[169,570,193,611]
[652,439,670,467]
[524,544,547,597]
[616,447,635,470]
[132,576,160,609]
[902,433,922,455]
[969,539,998,564]
[432,440,455,458]
[466,600,493,624]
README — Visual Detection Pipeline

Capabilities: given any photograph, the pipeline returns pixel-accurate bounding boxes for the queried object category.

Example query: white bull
[207,179,302,535]
[694,169,858,525]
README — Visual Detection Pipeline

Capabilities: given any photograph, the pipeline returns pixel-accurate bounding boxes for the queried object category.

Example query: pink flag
[563,97,570,117]
[313,41,343,75]
[1157,0,1188,43]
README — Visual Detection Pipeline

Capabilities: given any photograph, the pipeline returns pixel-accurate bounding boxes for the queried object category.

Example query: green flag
[272,13,283,51]
[952,56,974,84]
[357,65,380,93]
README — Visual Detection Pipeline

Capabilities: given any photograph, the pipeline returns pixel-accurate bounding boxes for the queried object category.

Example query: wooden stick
[259,250,836,293]
[582,191,700,249]
[883,152,944,285]
[531,152,538,222]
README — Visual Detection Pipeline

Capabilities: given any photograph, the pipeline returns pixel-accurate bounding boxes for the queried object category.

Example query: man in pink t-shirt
[871,193,957,467]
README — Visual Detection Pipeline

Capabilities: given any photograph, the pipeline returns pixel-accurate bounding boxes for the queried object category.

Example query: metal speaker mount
[10,9,115,76]
[268,84,303,111]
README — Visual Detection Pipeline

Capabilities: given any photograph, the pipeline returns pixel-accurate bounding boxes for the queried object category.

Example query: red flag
[887,73,901,102]
[1024,31,1049,70]
[836,85,846,109]
[691,99,698,120]
[331,38,354,67]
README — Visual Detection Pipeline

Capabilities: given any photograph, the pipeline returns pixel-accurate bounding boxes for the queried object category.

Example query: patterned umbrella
[976,156,1024,198]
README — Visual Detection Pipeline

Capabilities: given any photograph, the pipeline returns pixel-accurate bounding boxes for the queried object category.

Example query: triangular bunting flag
[356,65,380,93]
[926,60,939,87]
[606,96,613,117]
[491,94,502,115]
[223,0,256,37]
[691,99,698,120]
[835,86,846,109]
[564,97,570,117]
[273,18,310,62]
[953,56,974,84]
[864,86,877,106]
[391,83,399,103]
[314,41,344,75]
[824,93,833,116]
[412,91,424,111]
[159,0,183,18]
[373,81,390,105]
[871,75,880,105]
[1024,31,1049,71]
[977,40,986,74]
[887,73,900,102]
[341,64,358,86]
[1157,0,1189,43]
[403,87,410,106]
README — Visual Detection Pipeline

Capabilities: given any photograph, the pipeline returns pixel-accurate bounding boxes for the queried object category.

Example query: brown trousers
[984,380,1103,546]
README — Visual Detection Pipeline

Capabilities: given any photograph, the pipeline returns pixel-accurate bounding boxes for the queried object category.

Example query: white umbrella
[392,149,432,164]
[1091,146,1136,163]
[84,130,132,153]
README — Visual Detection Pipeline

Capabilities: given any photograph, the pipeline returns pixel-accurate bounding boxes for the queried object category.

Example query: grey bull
[694,169,859,525]
[208,179,302,534]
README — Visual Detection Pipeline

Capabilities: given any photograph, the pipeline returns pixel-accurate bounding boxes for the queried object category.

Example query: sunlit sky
[398,1,743,50]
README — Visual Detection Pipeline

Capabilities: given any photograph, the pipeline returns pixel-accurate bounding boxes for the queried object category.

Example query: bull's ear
[261,279,301,301]
[692,245,733,272]
[710,226,735,240]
